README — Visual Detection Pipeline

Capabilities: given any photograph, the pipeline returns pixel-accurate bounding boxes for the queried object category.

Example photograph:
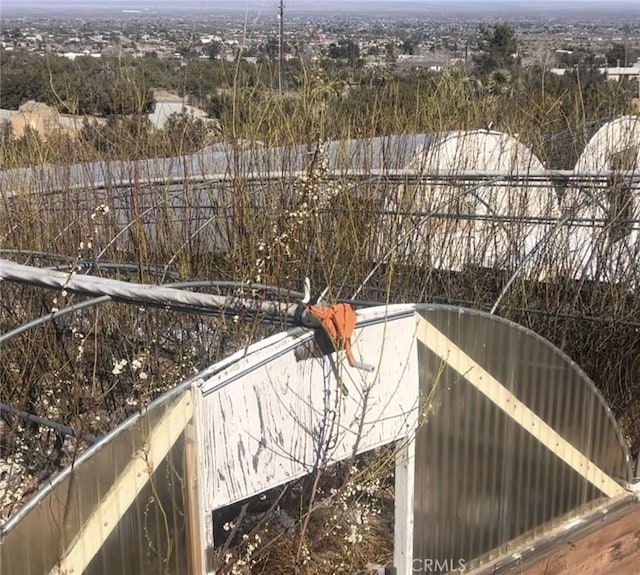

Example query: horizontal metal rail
[2,168,639,198]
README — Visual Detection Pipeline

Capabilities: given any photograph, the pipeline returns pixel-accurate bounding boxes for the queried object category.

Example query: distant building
[395,54,450,71]
[61,51,101,60]
[0,101,105,140]
[148,92,209,130]
[605,64,640,82]
[0,101,60,138]
[550,64,640,82]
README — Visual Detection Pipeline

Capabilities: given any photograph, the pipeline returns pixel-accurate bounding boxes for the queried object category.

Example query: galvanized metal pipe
[0,259,309,324]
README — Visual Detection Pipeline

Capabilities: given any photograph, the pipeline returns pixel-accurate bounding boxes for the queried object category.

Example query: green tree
[606,43,636,67]
[0,50,50,109]
[203,41,222,60]
[263,36,279,59]
[79,115,157,159]
[472,23,519,75]
[385,42,399,63]
[401,39,416,56]
[92,69,155,116]
[328,39,360,62]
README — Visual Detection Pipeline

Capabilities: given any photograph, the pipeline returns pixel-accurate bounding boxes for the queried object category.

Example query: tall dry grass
[0,57,639,571]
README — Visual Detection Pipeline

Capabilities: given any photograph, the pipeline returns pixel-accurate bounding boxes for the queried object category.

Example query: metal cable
[0,278,305,446]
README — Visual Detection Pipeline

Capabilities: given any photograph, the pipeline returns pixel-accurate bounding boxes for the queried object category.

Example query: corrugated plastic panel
[413,305,631,572]
[0,386,197,575]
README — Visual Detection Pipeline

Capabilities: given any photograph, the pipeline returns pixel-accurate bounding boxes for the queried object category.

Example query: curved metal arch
[354,176,504,299]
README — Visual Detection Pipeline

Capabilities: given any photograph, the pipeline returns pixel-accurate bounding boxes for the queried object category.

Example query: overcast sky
[2,0,632,6]
[3,0,638,16]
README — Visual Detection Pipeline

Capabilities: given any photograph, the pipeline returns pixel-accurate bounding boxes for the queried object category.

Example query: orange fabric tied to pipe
[306,303,358,367]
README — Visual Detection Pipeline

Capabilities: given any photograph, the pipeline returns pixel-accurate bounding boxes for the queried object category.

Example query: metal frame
[0,301,635,575]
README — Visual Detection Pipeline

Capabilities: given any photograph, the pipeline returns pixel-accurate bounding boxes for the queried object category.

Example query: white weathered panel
[563,115,640,283]
[380,130,559,279]
[194,305,419,513]
[394,434,416,575]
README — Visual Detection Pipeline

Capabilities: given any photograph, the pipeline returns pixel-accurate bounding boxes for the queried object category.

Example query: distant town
[0,5,638,163]
[1,9,639,75]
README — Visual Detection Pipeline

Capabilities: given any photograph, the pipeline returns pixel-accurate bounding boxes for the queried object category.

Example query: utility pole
[278,0,285,94]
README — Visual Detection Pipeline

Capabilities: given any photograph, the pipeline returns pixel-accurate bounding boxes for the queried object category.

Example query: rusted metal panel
[0,387,196,575]
[412,305,632,572]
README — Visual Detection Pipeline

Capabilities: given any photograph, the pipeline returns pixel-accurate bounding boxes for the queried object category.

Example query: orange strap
[306,303,357,367]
